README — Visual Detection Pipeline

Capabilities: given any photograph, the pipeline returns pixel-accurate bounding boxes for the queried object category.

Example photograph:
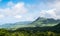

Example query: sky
[0,0,60,24]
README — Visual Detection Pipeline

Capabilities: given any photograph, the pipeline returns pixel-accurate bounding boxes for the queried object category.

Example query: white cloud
[0,0,60,21]
[0,2,28,16]
[14,2,24,8]
[12,2,28,15]
[14,15,22,19]
[7,1,15,7]
[40,9,60,19]
[40,9,55,18]
[0,14,4,18]
[26,17,33,21]
[39,0,60,19]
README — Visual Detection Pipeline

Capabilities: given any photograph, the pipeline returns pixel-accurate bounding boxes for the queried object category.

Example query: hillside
[0,17,60,29]
[0,18,60,36]
[0,21,32,29]
[14,23,60,33]
[30,17,60,27]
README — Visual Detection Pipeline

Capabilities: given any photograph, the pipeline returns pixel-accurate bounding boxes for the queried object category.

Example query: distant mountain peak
[34,17,47,22]
[31,17,60,27]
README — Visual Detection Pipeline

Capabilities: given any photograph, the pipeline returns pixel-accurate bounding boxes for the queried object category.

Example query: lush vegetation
[0,17,60,29]
[0,28,60,36]
[0,23,60,36]
[0,17,60,36]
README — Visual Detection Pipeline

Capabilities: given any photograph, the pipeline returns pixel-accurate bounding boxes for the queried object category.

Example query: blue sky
[0,0,60,24]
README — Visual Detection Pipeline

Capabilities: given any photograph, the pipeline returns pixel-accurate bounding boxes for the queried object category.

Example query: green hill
[30,17,60,27]
[0,17,60,30]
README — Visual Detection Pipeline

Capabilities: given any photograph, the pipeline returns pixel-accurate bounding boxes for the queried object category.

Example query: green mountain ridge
[0,17,60,30]
[30,17,60,27]
[14,23,60,33]
[12,17,60,29]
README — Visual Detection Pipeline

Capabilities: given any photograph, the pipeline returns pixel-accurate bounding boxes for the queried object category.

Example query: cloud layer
[0,0,60,24]
[0,2,28,19]
[0,0,60,20]
[39,0,60,19]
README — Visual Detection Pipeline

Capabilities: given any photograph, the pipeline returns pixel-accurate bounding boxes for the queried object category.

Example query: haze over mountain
[0,17,60,30]
[0,21,32,28]
[31,17,60,27]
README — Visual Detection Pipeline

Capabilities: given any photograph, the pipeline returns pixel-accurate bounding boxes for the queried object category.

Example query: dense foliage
[0,20,60,36]
[0,29,60,36]
[0,25,60,36]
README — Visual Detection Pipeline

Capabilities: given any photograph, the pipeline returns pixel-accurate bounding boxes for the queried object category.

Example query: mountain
[52,23,60,33]
[0,17,60,30]
[30,17,60,27]
[0,21,32,29]
[15,23,60,33]
[8,17,60,29]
